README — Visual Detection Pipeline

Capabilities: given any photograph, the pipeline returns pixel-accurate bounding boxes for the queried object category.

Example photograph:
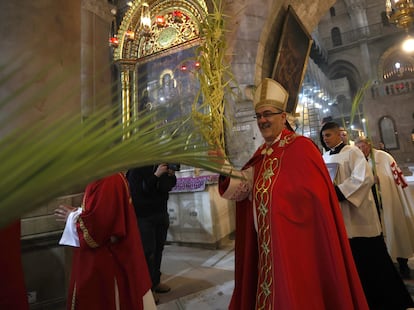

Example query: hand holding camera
[154,163,180,177]
[167,163,180,171]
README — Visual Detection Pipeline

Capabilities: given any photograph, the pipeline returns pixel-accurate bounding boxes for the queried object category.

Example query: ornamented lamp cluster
[109,1,152,46]
[386,0,414,52]
[386,0,414,29]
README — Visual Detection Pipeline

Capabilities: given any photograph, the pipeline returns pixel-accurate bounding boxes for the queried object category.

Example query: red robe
[220,129,368,309]
[0,221,29,310]
[67,173,152,310]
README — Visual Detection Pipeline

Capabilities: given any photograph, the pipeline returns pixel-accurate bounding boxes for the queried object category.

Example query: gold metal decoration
[113,1,209,130]
[140,2,152,36]
[386,1,414,52]
[386,0,414,30]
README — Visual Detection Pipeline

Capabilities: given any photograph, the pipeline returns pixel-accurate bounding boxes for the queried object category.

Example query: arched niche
[112,0,208,126]
[378,45,414,83]
[379,115,399,150]
[326,59,361,97]
[331,27,342,47]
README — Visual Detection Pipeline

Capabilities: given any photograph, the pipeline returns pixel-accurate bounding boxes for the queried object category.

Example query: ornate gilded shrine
[112,0,208,126]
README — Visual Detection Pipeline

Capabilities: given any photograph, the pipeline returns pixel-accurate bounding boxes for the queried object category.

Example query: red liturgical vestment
[220,129,368,310]
[0,221,29,310]
[67,173,152,310]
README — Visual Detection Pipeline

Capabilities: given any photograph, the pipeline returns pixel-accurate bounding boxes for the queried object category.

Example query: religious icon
[272,5,313,114]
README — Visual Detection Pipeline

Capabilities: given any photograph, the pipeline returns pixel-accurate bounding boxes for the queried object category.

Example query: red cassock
[220,129,369,310]
[67,173,152,310]
[0,221,29,310]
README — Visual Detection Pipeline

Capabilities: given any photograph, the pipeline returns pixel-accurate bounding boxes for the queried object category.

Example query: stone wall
[0,0,114,307]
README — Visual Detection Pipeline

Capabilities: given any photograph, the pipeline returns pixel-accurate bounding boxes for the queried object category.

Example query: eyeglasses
[254,111,283,120]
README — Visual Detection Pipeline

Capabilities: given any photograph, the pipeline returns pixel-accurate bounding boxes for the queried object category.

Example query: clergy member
[321,122,414,309]
[355,135,414,279]
[212,78,369,309]
[55,173,155,310]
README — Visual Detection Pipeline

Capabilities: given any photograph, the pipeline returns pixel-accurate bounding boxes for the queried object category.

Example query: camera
[167,163,181,171]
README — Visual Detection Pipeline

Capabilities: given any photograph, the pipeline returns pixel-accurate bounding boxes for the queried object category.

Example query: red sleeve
[77,173,129,248]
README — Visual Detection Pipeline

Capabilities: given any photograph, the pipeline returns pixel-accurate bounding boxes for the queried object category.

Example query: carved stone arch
[326,59,361,97]
[253,1,336,85]
[377,45,414,82]
[379,115,399,150]
[377,45,402,83]
[331,27,342,46]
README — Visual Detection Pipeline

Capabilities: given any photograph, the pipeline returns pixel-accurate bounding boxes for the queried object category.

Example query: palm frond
[0,70,225,228]
[349,80,371,128]
[191,0,236,152]
[0,2,234,228]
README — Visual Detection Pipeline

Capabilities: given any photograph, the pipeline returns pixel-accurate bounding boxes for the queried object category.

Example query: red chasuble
[0,221,29,310]
[67,173,152,310]
[221,129,368,310]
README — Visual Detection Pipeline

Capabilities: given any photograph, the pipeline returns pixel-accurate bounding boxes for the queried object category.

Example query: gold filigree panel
[114,0,207,61]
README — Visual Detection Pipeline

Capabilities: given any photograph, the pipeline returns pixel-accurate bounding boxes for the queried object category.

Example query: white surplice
[323,145,382,238]
[370,149,414,260]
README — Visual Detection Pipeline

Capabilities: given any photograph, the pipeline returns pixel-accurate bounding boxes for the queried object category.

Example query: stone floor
[44,235,414,310]
[157,238,235,309]
[156,236,414,310]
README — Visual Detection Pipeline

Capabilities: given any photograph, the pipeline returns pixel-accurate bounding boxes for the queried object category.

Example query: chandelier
[386,0,414,29]
[386,0,414,52]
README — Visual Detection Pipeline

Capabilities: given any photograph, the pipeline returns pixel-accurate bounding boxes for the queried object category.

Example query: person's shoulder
[345,144,360,153]
[374,148,395,162]
[127,165,153,174]
[287,134,317,149]
[283,135,324,158]
[102,173,125,183]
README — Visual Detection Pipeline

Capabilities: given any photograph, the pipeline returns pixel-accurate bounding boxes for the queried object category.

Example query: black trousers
[137,212,170,289]
[349,235,414,310]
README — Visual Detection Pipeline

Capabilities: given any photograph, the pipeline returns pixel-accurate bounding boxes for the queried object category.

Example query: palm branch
[0,67,225,228]
[191,0,235,153]
[0,1,233,228]
[348,80,371,128]
[345,80,382,205]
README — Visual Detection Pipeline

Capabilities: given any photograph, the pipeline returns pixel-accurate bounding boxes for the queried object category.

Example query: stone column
[81,0,116,119]
[344,0,371,79]
[344,0,369,34]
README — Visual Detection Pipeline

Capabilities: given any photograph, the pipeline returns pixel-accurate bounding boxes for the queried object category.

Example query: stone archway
[327,59,361,96]
[378,45,414,82]
[223,0,335,89]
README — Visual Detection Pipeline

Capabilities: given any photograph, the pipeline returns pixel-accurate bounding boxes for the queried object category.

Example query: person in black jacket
[126,164,177,302]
